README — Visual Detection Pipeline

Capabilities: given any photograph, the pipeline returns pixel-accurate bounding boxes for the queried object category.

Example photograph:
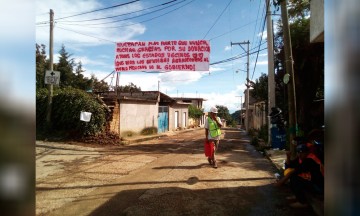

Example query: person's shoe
[213,160,218,168]
[286,195,297,201]
[290,202,309,208]
[207,158,213,165]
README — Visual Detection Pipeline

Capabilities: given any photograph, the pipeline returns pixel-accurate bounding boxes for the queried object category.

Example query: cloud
[224,45,231,51]
[0,1,34,41]
[257,30,267,40]
[36,0,146,47]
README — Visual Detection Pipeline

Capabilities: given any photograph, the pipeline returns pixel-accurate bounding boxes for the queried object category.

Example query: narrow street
[36,128,317,216]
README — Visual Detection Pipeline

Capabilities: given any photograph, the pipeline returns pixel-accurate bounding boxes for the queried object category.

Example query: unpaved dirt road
[36,128,317,216]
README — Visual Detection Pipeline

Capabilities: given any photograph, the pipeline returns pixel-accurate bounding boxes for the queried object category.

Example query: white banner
[115,40,210,72]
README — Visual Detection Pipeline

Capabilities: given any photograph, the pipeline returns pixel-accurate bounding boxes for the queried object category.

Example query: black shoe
[213,160,218,168]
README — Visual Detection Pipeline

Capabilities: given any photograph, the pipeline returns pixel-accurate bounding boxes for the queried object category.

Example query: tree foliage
[115,82,141,92]
[36,44,48,89]
[216,105,232,123]
[188,104,203,119]
[273,0,324,133]
[250,73,268,102]
[36,87,108,137]
[35,44,110,92]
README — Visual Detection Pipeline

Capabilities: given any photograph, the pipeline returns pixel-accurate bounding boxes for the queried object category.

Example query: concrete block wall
[109,100,120,134]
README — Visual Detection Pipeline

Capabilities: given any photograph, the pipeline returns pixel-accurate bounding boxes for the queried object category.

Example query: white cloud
[0,1,34,41]
[224,45,231,51]
[257,30,267,40]
[36,0,146,47]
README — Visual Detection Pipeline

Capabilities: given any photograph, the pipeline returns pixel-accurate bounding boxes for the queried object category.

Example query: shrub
[121,130,136,137]
[37,87,107,138]
[140,127,157,135]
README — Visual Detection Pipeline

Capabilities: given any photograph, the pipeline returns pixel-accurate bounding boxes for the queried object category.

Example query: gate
[158,106,169,133]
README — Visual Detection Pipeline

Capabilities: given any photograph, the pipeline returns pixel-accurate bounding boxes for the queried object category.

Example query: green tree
[273,0,324,133]
[250,73,268,102]
[91,74,110,92]
[116,82,141,92]
[73,61,92,91]
[188,104,203,119]
[231,110,241,124]
[216,105,232,123]
[55,44,75,87]
[36,43,48,89]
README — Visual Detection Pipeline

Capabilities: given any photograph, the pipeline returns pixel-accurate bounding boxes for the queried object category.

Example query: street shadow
[84,184,318,216]
[36,177,275,191]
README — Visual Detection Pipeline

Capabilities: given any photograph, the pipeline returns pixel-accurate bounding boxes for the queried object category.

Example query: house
[172,97,207,128]
[310,0,324,43]
[243,89,267,131]
[99,91,191,137]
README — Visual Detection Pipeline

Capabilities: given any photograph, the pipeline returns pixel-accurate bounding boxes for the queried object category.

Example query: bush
[258,124,268,143]
[121,130,136,137]
[140,127,157,135]
[36,88,49,131]
[36,87,107,138]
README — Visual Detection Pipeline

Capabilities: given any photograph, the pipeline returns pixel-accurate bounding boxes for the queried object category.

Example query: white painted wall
[120,102,158,134]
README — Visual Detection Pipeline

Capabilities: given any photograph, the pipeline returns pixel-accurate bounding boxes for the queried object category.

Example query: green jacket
[208,117,221,138]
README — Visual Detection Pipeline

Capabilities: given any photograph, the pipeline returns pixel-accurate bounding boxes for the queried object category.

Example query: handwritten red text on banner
[115,40,210,72]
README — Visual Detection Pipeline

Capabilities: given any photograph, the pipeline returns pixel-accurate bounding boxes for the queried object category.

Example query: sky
[35,0,273,114]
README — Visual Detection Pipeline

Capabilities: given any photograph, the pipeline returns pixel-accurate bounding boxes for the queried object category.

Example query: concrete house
[172,97,206,128]
[243,89,266,130]
[101,91,190,136]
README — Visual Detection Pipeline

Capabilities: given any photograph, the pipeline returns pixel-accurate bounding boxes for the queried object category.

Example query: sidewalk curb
[121,127,203,145]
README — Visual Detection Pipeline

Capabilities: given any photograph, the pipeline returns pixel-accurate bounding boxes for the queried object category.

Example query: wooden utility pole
[280,0,297,157]
[231,41,250,131]
[266,0,276,146]
[46,9,54,127]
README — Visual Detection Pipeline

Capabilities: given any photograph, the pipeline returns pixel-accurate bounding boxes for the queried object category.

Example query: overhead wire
[57,0,196,29]
[208,20,259,41]
[55,0,140,20]
[56,0,184,25]
[203,0,233,39]
[250,0,268,80]
[56,26,116,43]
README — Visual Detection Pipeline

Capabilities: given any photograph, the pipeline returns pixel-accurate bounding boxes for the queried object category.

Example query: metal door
[158,106,168,133]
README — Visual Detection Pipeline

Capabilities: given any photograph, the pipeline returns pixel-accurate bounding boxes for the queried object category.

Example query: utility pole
[280,0,297,158]
[46,9,54,127]
[231,41,250,132]
[266,0,276,146]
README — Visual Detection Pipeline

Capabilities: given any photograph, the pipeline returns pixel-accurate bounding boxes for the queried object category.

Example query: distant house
[310,0,324,43]
[172,97,206,128]
[243,89,267,130]
[99,91,191,136]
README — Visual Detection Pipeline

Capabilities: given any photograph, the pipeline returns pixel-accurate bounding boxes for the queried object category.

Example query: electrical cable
[73,0,195,29]
[250,0,268,80]
[56,0,182,24]
[56,26,116,43]
[55,0,139,20]
[203,0,233,39]
[210,47,267,66]
[208,20,259,41]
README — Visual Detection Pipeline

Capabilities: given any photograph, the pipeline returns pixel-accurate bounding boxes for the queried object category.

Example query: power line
[57,0,187,26]
[250,0,268,80]
[55,0,181,24]
[55,0,140,20]
[203,0,233,39]
[210,47,267,66]
[208,20,259,41]
[67,0,196,29]
[56,26,116,43]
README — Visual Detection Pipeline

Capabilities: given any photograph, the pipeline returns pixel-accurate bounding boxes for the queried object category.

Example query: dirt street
[36,128,317,216]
